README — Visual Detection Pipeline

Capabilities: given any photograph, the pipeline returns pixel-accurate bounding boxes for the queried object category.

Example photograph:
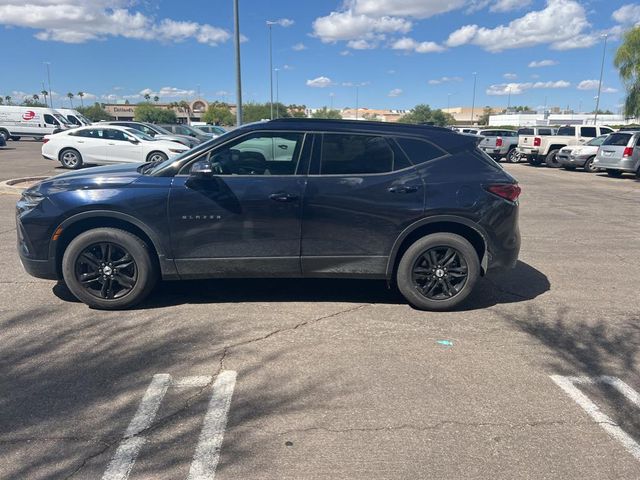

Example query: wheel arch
[50,211,175,279]
[386,216,489,282]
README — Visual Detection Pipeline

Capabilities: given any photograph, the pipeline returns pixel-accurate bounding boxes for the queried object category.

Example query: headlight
[17,190,45,215]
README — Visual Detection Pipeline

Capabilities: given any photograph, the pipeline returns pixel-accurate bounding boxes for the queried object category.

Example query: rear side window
[518,128,534,135]
[395,137,446,165]
[320,134,396,174]
[581,127,597,138]
[557,126,575,136]
[538,129,553,136]
[481,130,498,137]
[603,133,632,146]
[600,127,614,134]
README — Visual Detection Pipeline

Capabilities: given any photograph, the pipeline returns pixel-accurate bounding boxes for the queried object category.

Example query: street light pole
[44,62,53,108]
[447,93,451,111]
[594,33,608,125]
[267,21,276,120]
[355,86,359,120]
[233,0,243,126]
[274,68,280,118]
[470,72,477,125]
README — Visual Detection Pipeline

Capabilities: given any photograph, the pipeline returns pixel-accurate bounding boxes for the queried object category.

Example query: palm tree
[179,100,191,122]
[77,91,85,107]
[614,26,640,118]
[4,96,11,105]
[0,97,3,105]
[41,90,49,106]
[67,92,74,108]
[153,95,159,103]
[144,93,151,101]
[32,94,40,103]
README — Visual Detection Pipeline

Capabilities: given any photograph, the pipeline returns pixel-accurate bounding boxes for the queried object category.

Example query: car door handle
[269,192,299,202]
[108,142,116,145]
[388,185,419,194]
[77,140,85,143]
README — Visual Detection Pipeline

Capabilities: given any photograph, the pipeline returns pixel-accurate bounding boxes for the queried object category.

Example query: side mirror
[190,159,212,176]
[127,136,140,144]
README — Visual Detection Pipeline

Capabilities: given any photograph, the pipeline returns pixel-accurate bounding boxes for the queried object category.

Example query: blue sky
[1,0,639,112]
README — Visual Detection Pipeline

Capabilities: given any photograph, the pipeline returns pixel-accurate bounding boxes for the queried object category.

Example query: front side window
[581,127,597,138]
[320,134,396,175]
[202,132,304,176]
[44,114,58,126]
[104,129,128,141]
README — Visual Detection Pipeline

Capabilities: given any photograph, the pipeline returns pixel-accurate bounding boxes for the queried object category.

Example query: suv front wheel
[62,228,158,309]
[397,233,480,311]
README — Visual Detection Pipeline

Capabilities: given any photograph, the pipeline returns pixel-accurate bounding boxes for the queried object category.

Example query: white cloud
[503,73,518,80]
[312,10,412,43]
[269,18,294,27]
[486,80,571,95]
[577,80,618,93]
[306,76,334,88]
[388,88,403,97]
[292,42,307,51]
[612,5,640,25]
[347,0,467,19]
[445,0,598,52]
[339,50,353,56]
[342,81,370,87]
[428,76,463,85]
[139,87,196,98]
[347,39,377,49]
[387,69,396,74]
[490,0,532,12]
[529,59,559,68]
[391,37,444,53]
[0,1,231,45]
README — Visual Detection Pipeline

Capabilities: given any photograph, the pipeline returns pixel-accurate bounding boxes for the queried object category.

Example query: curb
[0,176,49,195]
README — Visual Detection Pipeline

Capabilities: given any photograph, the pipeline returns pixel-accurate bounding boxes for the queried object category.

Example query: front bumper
[19,254,57,280]
[558,154,588,167]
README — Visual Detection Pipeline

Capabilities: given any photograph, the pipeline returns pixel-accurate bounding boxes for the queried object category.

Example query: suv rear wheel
[506,148,519,163]
[62,228,158,309]
[397,233,480,311]
[60,148,83,169]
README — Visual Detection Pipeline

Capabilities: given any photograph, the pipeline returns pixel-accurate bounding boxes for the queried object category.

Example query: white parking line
[187,370,237,480]
[551,375,640,462]
[102,371,236,480]
[102,374,171,480]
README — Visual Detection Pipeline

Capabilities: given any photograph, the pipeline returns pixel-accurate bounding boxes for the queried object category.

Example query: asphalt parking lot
[1,140,640,479]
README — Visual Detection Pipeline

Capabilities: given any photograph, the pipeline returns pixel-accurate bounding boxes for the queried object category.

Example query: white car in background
[557,134,609,172]
[42,125,188,169]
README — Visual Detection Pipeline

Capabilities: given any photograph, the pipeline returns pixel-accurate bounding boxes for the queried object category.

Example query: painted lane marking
[551,375,640,462]
[187,370,238,480]
[102,374,171,480]
[101,371,236,480]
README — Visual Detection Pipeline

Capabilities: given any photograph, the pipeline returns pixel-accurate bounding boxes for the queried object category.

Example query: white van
[0,106,73,141]
[57,108,92,127]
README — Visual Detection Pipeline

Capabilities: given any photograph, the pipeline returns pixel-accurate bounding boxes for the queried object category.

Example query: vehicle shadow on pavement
[503,305,640,444]
[0,305,339,479]
[52,260,549,311]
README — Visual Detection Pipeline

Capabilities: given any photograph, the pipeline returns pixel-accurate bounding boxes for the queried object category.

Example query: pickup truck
[519,125,615,167]
[477,129,519,162]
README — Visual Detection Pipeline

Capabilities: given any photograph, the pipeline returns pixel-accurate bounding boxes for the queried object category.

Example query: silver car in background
[593,130,640,178]
[557,134,608,173]
[103,121,201,148]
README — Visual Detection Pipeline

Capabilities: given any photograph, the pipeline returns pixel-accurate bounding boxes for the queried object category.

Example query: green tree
[4,96,11,105]
[134,102,177,123]
[67,92,74,107]
[144,93,151,101]
[241,102,292,123]
[77,103,112,122]
[153,95,160,103]
[21,98,47,107]
[77,91,85,107]
[478,106,493,125]
[41,90,49,106]
[202,103,235,125]
[614,26,640,118]
[398,104,455,126]
[288,104,307,117]
[311,106,342,119]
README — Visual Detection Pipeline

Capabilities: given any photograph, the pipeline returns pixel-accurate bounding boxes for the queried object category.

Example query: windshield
[78,114,92,125]
[587,135,607,146]
[150,124,172,135]
[126,128,155,141]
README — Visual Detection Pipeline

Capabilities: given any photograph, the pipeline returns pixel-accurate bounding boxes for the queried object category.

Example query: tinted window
[557,126,575,136]
[67,115,81,126]
[43,114,58,125]
[587,135,607,146]
[538,129,553,136]
[603,133,632,146]
[480,130,498,137]
[518,128,534,135]
[78,128,106,138]
[105,129,128,141]
[581,127,597,138]
[600,127,614,134]
[321,134,395,175]
[204,132,304,176]
[395,137,446,165]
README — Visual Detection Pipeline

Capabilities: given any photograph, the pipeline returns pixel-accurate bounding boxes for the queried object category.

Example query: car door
[70,128,108,163]
[300,133,424,277]
[168,130,310,278]
[104,128,144,163]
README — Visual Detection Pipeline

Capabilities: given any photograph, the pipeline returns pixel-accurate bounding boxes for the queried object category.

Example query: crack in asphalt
[61,304,368,478]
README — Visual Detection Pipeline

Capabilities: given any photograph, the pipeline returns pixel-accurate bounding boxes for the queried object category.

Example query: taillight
[42,138,50,144]
[623,147,633,157]
[486,184,521,202]
[496,137,503,147]
[533,137,541,147]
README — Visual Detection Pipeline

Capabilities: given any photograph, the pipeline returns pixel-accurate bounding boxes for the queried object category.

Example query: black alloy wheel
[74,242,137,300]
[411,246,469,300]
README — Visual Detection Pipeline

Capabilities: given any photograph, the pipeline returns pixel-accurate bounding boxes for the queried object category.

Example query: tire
[583,156,597,173]
[396,233,480,311]
[147,151,168,163]
[10,136,21,141]
[607,169,623,177]
[636,166,640,179]
[545,149,561,168]
[0,130,9,142]
[59,148,83,169]
[506,148,519,163]
[62,228,158,309]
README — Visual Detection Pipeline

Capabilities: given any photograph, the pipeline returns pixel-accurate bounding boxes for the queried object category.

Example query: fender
[385,214,490,279]
[48,210,179,278]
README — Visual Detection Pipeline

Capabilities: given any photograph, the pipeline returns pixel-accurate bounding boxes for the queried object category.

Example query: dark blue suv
[17,119,521,310]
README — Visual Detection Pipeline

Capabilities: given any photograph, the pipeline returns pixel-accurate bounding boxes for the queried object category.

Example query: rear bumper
[594,157,639,172]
